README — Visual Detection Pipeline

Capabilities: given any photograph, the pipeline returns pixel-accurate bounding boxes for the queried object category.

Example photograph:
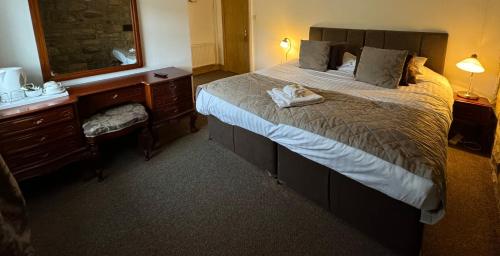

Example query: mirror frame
[28,0,144,82]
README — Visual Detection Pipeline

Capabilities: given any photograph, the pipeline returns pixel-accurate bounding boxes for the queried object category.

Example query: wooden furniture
[450,93,497,156]
[0,67,195,182]
[83,103,153,181]
[28,0,144,81]
[68,67,197,142]
[0,97,88,181]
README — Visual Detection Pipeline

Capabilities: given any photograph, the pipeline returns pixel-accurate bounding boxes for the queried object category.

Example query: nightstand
[449,93,497,156]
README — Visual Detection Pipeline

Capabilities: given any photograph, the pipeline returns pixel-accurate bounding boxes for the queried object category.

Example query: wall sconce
[456,54,485,100]
[280,38,292,62]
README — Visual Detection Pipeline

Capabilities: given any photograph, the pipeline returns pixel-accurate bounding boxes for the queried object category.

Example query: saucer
[44,87,66,95]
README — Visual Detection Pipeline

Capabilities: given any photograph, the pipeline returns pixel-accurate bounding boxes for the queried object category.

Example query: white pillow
[340,52,357,67]
[336,52,357,73]
[413,56,428,73]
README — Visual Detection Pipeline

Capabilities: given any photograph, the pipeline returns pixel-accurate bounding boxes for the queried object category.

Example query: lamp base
[457,91,479,100]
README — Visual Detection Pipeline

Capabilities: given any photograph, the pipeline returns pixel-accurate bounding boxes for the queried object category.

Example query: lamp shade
[280,38,290,49]
[456,54,485,73]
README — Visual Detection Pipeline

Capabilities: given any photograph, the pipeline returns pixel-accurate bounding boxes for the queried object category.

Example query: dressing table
[0,67,196,181]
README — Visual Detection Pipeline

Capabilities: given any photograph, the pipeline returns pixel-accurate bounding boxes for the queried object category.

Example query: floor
[20,71,500,256]
[193,70,236,89]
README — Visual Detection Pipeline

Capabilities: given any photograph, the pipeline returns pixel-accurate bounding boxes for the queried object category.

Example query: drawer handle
[112,94,119,100]
[34,118,44,125]
[40,136,47,142]
[42,152,50,158]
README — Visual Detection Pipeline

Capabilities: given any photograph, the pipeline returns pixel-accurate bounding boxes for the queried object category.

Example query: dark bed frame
[207,27,448,256]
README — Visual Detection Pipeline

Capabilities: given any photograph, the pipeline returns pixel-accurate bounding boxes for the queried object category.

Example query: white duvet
[196,61,454,224]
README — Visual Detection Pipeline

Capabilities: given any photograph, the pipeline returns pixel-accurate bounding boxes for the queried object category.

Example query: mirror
[29,0,143,81]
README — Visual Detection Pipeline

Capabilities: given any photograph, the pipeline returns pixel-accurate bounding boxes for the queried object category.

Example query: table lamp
[280,38,291,62]
[456,54,485,100]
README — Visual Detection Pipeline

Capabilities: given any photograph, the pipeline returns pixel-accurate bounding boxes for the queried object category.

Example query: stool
[82,103,153,180]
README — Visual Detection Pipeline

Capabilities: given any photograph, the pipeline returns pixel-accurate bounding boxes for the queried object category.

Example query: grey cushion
[355,47,408,89]
[83,103,148,137]
[299,40,331,71]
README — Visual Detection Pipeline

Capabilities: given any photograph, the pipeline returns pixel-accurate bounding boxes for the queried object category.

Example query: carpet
[20,124,499,256]
[20,71,499,256]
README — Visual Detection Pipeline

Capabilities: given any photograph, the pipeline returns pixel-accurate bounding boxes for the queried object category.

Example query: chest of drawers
[147,76,194,122]
[0,102,88,181]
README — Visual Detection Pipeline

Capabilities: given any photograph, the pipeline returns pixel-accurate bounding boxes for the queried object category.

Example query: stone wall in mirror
[39,0,138,76]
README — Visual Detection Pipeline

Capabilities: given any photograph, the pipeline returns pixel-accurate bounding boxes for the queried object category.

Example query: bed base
[207,116,423,255]
[208,117,277,176]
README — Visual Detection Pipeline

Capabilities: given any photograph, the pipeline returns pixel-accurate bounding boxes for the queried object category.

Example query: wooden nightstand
[449,93,497,156]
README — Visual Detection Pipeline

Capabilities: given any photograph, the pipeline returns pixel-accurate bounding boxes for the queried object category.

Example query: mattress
[196,61,454,224]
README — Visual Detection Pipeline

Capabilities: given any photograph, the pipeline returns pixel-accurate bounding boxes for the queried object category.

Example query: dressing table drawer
[4,138,83,171]
[79,85,145,116]
[0,105,74,137]
[0,122,79,154]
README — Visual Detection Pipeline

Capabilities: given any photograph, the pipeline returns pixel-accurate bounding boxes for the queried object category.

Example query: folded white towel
[267,87,324,108]
[282,84,306,98]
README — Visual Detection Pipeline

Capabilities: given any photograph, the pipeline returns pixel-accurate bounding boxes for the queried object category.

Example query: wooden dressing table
[0,67,196,181]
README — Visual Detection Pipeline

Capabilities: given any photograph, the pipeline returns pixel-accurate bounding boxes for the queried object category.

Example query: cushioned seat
[83,103,153,181]
[83,103,148,138]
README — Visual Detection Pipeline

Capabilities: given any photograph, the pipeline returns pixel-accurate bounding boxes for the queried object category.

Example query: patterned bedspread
[198,72,451,217]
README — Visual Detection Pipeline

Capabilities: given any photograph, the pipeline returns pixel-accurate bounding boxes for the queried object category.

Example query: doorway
[188,0,250,75]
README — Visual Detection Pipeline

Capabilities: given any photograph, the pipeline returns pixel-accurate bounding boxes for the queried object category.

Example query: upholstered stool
[83,103,153,180]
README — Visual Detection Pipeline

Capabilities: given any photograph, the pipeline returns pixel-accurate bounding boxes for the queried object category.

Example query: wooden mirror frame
[28,0,144,82]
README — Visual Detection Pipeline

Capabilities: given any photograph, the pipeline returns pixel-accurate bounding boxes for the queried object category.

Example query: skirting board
[193,64,223,76]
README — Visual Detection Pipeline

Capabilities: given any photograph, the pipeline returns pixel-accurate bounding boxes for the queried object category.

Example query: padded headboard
[309,27,448,74]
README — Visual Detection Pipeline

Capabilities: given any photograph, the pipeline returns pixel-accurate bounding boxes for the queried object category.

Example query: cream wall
[188,0,216,45]
[0,0,44,85]
[187,0,224,67]
[0,0,193,86]
[251,0,500,101]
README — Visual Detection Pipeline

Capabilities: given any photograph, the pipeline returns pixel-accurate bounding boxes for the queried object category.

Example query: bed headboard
[309,27,448,74]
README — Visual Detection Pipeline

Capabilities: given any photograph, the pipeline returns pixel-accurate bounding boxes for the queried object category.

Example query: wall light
[456,54,485,100]
[280,38,291,62]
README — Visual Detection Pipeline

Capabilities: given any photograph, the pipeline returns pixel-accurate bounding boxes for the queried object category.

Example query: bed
[196,27,452,255]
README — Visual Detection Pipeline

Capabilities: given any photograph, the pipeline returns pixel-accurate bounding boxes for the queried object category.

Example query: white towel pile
[267,84,324,108]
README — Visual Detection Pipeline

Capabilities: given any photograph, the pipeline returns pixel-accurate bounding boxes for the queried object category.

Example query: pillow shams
[299,40,332,72]
[355,47,408,89]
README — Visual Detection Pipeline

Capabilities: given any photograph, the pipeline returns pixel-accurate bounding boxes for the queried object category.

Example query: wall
[187,0,223,68]
[251,0,500,101]
[0,0,44,85]
[0,0,192,86]
[40,0,135,74]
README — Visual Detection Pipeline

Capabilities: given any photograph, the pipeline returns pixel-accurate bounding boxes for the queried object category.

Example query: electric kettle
[0,67,27,94]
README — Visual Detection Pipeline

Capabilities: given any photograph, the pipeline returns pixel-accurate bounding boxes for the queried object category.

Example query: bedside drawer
[0,105,74,137]
[453,102,491,123]
[152,77,192,98]
[154,100,194,120]
[0,122,80,154]
[79,85,145,116]
[4,137,84,171]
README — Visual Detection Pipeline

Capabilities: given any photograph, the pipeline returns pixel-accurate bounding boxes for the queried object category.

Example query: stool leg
[89,143,104,182]
[139,127,154,161]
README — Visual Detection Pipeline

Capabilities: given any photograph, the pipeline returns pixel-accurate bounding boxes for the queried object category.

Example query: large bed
[196,27,452,255]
